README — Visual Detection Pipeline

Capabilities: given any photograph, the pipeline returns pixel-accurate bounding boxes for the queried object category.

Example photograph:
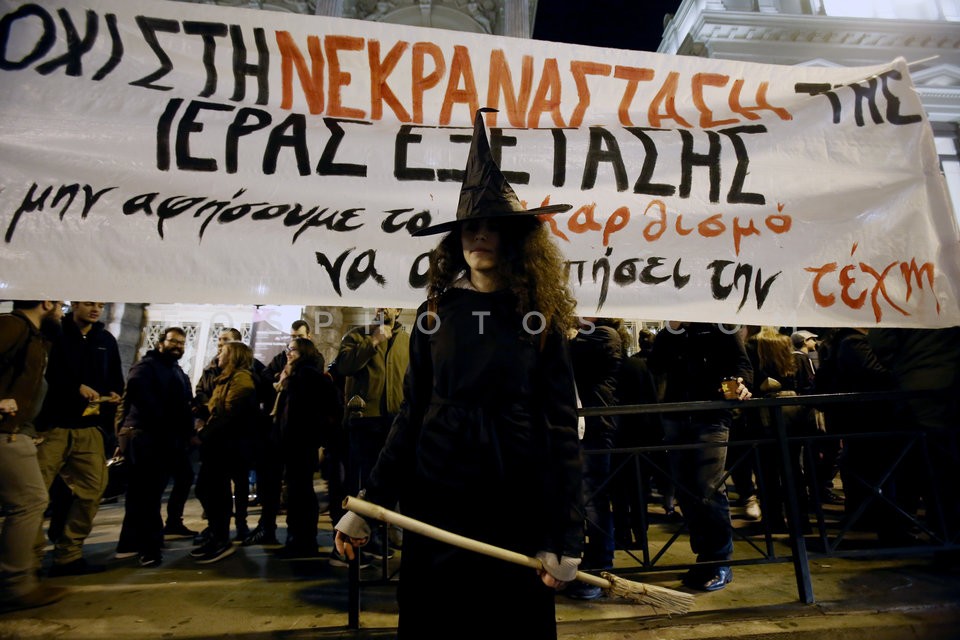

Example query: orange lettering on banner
[369,39,411,122]
[730,80,792,121]
[439,45,480,125]
[805,263,838,307]
[325,35,365,119]
[487,49,533,128]
[568,61,612,128]
[805,245,938,321]
[602,206,630,247]
[901,260,939,312]
[276,31,324,114]
[692,73,739,128]
[485,51,533,128]
[412,42,445,124]
[569,204,603,234]
[527,59,566,128]
[649,71,693,128]
[642,200,667,242]
[613,65,655,126]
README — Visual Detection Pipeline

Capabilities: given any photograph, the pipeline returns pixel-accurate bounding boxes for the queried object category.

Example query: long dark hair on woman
[427,216,577,335]
[217,341,253,382]
[289,337,322,371]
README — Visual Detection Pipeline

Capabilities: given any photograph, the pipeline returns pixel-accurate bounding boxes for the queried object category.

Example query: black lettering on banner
[34,8,97,77]
[156,98,183,170]
[878,69,922,125]
[708,259,781,310]
[176,100,235,171]
[130,15,179,90]
[264,112,310,175]
[382,208,430,234]
[0,4,55,70]
[719,125,765,205]
[409,251,431,288]
[679,129,721,203]
[317,118,369,177]
[183,21,228,98]
[627,127,675,197]
[315,248,385,295]
[92,13,122,81]
[435,133,470,182]
[395,125,433,181]
[550,128,566,188]
[5,182,115,242]
[592,247,612,310]
[582,127,627,191]
[226,107,272,173]
[795,71,921,127]
[229,24,268,105]
[490,128,527,185]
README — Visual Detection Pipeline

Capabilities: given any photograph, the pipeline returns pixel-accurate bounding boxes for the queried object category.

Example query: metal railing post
[345,395,365,630]
[772,404,814,603]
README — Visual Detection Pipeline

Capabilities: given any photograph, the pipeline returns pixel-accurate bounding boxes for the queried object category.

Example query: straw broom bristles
[343,496,696,615]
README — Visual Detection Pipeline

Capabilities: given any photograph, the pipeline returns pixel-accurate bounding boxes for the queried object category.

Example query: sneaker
[193,527,212,546]
[164,521,200,540]
[328,549,370,569]
[195,542,237,564]
[0,584,68,612]
[138,554,162,568]
[47,558,106,577]
[233,525,250,543]
[114,548,138,560]
[242,525,280,547]
[744,495,762,521]
[190,539,220,559]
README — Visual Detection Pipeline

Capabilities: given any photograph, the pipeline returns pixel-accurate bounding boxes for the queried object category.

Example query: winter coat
[275,361,341,450]
[335,322,409,418]
[201,368,258,450]
[0,311,51,435]
[120,349,193,441]
[38,314,124,430]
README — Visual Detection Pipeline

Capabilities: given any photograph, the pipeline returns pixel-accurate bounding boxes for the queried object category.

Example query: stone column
[502,0,531,38]
[313,0,345,16]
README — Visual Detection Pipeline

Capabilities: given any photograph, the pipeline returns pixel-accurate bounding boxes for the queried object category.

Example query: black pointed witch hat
[411,107,572,237]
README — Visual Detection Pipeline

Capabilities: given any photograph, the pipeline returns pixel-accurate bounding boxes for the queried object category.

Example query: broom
[343,496,696,615]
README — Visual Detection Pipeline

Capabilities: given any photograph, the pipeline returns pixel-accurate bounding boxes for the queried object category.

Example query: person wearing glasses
[115,328,194,568]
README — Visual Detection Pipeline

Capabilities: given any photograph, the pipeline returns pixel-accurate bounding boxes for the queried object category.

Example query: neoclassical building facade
[659,0,960,216]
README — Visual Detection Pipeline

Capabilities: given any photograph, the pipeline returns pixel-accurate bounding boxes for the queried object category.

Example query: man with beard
[115,327,194,568]
[34,302,124,577]
[0,300,67,612]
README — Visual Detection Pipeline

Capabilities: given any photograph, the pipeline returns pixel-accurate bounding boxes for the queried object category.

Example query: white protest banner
[1,0,958,327]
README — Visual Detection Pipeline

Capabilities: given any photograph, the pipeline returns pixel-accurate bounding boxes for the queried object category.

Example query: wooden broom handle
[343,496,610,589]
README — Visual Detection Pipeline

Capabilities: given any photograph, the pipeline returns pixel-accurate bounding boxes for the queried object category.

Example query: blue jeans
[662,417,733,563]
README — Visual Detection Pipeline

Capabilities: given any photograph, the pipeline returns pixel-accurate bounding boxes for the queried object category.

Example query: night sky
[532,0,684,53]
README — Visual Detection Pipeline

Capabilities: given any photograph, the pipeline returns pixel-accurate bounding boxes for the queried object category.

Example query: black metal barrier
[344,390,960,627]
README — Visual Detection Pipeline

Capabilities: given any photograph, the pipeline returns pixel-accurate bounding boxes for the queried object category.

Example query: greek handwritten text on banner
[0,0,958,327]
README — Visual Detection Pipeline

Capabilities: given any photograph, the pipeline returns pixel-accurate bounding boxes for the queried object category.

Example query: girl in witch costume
[335,109,584,639]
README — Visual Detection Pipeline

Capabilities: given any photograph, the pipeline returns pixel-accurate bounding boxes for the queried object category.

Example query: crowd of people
[2,109,958,639]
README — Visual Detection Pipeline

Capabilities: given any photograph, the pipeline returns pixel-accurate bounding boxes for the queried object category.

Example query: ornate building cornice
[661,3,960,122]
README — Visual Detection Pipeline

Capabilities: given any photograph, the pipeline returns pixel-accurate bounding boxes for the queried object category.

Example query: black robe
[364,287,583,640]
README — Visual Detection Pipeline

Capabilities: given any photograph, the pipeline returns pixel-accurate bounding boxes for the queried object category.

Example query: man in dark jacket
[34,302,124,577]
[0,300,67,612]
[115,327,194,568]
[648,322,753,592]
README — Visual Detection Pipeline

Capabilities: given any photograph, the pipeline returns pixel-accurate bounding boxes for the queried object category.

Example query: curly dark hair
[427,216,577,335]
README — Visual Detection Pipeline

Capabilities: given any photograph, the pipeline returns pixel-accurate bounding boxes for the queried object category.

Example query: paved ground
[1,482,959,639]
